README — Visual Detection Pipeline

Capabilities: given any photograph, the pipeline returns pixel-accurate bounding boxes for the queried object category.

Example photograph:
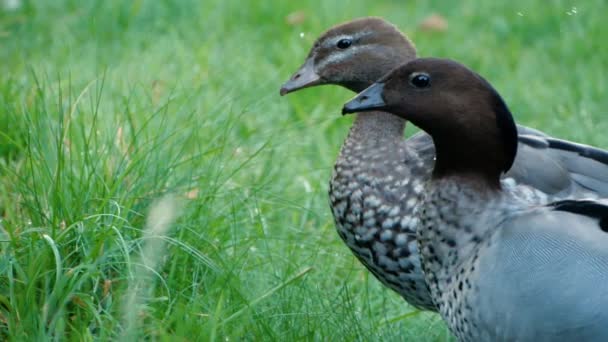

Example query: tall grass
[0,0,606,340]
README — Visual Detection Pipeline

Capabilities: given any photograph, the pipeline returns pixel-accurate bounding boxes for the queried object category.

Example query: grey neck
[345,111,406,144]
[420,179,511,278]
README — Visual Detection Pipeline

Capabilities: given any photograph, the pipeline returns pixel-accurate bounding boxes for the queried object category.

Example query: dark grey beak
[342,83,387,115]
[280,57,322,96]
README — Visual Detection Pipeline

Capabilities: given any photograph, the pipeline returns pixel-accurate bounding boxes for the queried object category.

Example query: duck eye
[410,73,431,88]
[336,38,352,49]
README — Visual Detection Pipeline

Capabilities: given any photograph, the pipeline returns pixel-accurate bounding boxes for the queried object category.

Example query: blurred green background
[0,0,606,340]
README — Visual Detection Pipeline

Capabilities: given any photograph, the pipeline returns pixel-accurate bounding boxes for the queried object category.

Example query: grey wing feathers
[406,130,436,164]
[549,198,608,229]
[516,131,608,197]
[475,206,608,341]
[513,124,550,137]
[407,124,608,197]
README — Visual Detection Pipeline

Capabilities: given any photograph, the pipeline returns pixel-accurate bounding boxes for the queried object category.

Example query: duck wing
[406,124,608,197]
[471,199,608,340]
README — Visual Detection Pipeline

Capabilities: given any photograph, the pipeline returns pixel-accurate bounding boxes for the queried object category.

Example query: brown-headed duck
[343,57,608,341]
[281,17,608,312]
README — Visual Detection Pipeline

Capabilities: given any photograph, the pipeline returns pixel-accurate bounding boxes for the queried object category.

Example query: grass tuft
[1,0,606,340]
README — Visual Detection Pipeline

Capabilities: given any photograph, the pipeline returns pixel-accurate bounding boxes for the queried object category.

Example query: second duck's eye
[410,73,431,88]
[336,38,352,49]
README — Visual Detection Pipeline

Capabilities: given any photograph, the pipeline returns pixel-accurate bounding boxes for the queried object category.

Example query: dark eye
[410,73,431,88]
[336,38,352,49]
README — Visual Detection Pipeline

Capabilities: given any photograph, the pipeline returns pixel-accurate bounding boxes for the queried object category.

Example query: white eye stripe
[321,31,373,49]
[323,35,352,48]
[409,72,430,80]
[316,44,376,70]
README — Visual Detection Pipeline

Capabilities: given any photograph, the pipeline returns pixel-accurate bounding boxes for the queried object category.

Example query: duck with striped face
[281,18,416,95]
[279,18,608,316]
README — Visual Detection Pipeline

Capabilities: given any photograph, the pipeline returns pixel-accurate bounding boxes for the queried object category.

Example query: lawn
[0,0,606,340]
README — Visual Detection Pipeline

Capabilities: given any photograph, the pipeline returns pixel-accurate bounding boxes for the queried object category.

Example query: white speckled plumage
[329,111,432,308]
[344,57,608,341]
[418,177,608,341]
[282,17,608,313]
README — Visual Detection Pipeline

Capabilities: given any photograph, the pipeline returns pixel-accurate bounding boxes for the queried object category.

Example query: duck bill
[280,58,322,96]
[342,83,386,115]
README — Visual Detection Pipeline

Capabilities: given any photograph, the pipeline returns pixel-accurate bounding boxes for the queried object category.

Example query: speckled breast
[328,139,435,310]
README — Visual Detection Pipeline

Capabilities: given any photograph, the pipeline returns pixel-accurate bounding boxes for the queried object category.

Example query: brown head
[342,58,518,188]
[280,17,416,95]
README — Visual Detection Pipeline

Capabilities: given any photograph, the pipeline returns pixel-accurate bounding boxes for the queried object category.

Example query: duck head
[280,17,416,95]
[343,58,518,188]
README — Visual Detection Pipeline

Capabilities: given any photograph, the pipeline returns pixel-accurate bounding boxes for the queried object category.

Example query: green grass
[0,0,606,340]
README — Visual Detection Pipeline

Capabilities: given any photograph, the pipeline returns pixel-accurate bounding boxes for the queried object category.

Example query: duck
[280,17,608,311]
[342,57,608,341]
